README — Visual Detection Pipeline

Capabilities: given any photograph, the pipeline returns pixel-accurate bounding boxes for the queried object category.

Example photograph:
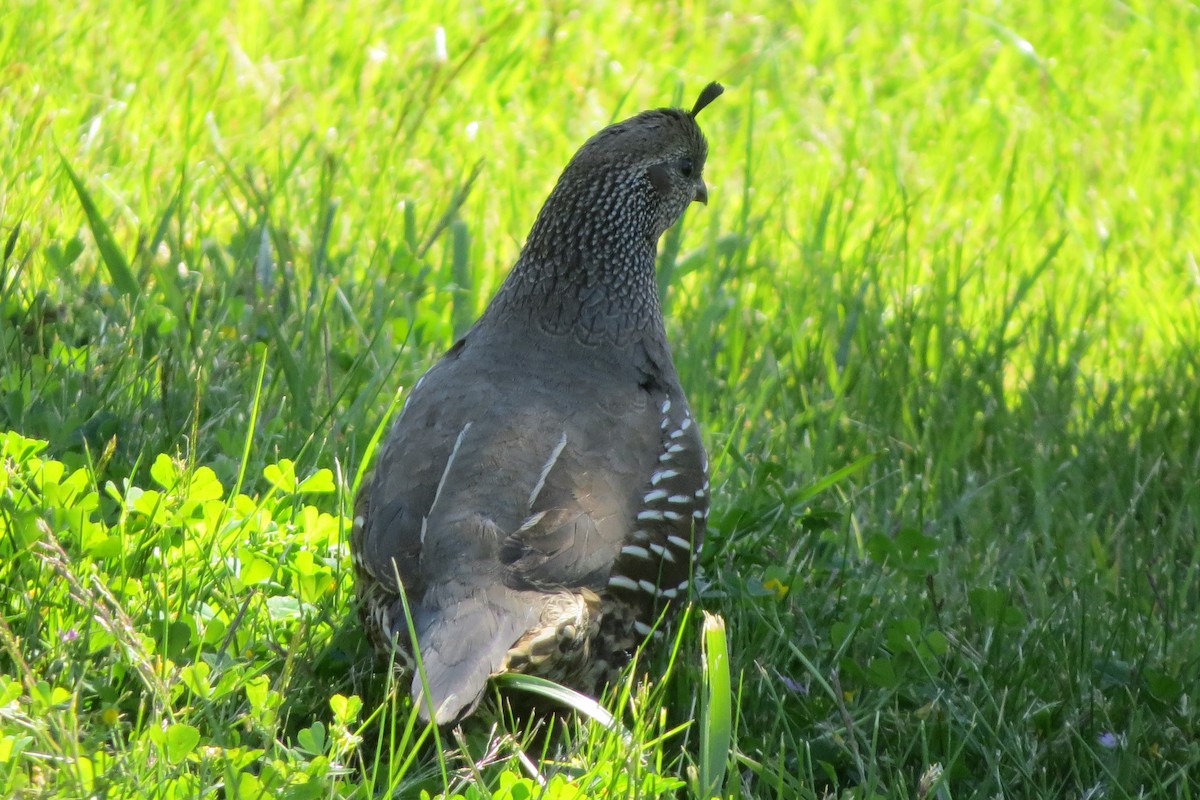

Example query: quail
[352,82,723,725]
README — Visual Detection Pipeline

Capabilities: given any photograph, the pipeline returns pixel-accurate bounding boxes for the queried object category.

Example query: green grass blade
[494,673,623,733]
[59,153,140,297]
[3,219,19,264]
[230,346,269,502]
[696,611,731,800]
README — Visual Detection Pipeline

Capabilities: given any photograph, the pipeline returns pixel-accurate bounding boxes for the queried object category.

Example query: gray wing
[354,362,455,605]
[359,335,674,595]
[501,383,708,628]
[497,387,662,590]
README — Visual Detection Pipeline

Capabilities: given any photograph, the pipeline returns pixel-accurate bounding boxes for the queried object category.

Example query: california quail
[352,82,723,725]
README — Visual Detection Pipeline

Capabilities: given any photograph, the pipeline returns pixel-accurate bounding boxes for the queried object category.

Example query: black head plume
[690,82,724,118]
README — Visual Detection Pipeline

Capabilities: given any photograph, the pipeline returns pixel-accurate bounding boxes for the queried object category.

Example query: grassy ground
[2,0,1198,797]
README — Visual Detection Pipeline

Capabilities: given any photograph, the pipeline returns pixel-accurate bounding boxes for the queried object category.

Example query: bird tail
[408,593,538,725]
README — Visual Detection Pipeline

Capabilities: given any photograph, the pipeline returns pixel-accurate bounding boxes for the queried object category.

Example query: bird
[351,82,723,726]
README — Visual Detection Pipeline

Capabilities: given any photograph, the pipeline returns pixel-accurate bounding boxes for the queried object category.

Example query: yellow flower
[762,578,790,599]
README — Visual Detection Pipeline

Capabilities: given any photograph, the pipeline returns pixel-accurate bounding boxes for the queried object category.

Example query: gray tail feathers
[408,595,537,725]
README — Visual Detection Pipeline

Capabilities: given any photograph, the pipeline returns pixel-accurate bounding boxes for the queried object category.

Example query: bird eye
[678,157,694,178]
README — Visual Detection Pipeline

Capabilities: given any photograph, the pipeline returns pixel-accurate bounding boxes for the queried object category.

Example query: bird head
[493,82,725,340]
[544,82,724,245]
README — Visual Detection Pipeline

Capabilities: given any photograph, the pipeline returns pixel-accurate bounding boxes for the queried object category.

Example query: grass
[1,0,1198,796]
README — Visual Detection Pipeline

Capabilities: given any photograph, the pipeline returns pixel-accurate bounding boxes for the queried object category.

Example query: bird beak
[693,180,708,205]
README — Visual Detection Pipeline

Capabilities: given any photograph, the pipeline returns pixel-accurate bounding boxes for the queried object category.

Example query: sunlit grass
[1,0,1198,797]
